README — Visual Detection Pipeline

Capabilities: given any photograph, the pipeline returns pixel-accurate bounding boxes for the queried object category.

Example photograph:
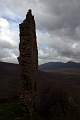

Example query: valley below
[0,62,80,119]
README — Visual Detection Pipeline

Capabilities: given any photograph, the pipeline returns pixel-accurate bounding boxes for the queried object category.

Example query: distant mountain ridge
[39,61,80,71]
[0,61,80,72]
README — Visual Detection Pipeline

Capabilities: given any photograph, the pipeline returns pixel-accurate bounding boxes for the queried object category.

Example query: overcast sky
[0,0,80,64]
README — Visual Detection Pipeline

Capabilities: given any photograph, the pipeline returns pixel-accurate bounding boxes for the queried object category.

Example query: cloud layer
[0,0,80,64]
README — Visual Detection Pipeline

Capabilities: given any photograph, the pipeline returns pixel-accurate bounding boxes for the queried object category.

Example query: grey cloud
[0,48,18,63]
[35,0,80,41]
[0,39,19,63]
[0,40,15,49]
[0,48,12,59]
[36,0,80,63]
[0,16,19,63]
[1,0,80,64]
[1,0,80,33]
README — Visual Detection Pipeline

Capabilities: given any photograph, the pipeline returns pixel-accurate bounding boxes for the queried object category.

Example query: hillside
[0,62,80,119]
[0,62,20,100]
[36,71,80,119]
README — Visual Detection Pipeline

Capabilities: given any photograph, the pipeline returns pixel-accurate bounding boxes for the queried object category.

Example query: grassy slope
[36,70,80,119]
[0,70,80,120]
[0,102,30,120]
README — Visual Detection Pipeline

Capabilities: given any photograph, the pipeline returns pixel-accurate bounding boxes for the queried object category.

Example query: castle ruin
[18,9,38,115]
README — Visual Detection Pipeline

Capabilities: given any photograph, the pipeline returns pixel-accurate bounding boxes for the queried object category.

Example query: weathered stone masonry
[18,9,38,110]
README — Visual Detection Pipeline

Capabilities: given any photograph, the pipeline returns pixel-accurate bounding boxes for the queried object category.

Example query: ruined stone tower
[18,9,38,113]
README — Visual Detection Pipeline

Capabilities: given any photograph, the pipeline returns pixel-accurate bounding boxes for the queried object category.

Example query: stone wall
[18,10,38,112]
[18,9,38,91]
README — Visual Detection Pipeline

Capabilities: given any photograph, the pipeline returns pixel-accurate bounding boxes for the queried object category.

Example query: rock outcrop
[18,9,38,114]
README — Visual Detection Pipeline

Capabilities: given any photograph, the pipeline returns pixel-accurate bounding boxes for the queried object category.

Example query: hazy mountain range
[39,61,80,71]
[0,61,80,72]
